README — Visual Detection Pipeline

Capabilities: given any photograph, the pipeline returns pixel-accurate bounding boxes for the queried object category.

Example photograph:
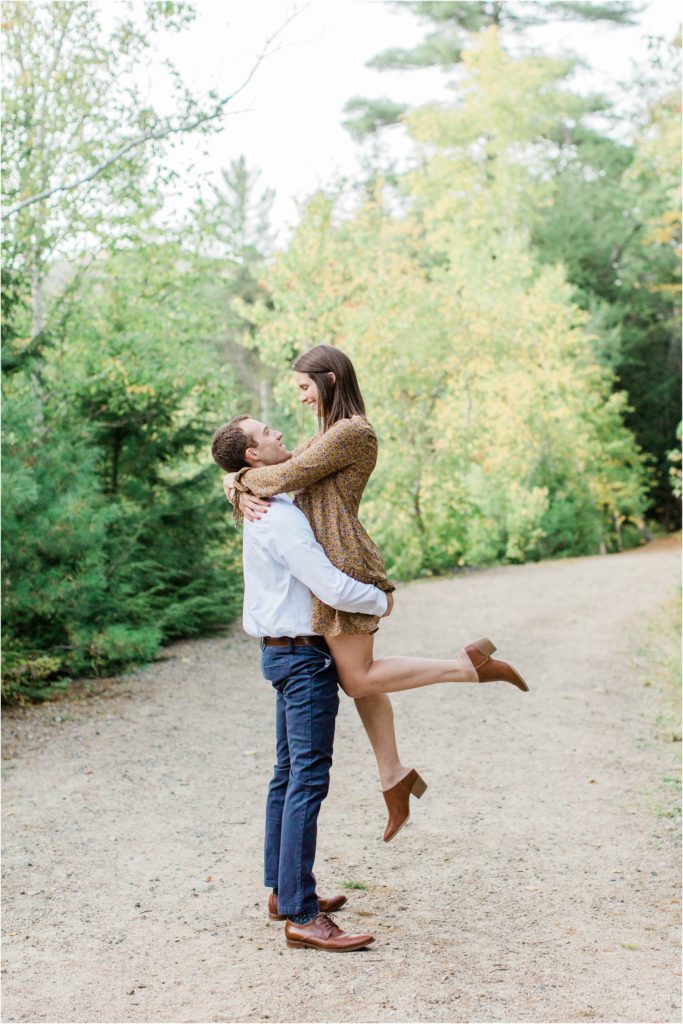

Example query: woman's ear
[328,371,336,385]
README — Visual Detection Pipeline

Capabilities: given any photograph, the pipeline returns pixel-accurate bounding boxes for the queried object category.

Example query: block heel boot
[465,637,529,692]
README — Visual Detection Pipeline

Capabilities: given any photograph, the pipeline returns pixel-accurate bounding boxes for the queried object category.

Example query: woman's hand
[223,473,238,505]
[382,592,394,617]
[239,491,270,522]
[223,472,269,521]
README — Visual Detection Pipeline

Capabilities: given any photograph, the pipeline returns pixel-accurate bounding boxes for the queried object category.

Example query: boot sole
[383,773,428,842]
[384,814,409,843]
[286,937,374,951]
[473,637,529,691]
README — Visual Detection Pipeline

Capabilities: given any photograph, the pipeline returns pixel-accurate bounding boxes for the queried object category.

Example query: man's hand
[382,592,394,617]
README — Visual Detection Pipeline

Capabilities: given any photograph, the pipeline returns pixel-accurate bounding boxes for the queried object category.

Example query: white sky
[136,0,680,240]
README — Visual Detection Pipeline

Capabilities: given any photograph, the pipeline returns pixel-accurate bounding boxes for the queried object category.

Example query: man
[211,414,389,952]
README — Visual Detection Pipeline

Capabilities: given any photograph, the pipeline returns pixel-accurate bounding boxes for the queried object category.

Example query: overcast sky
[137,0,680,239]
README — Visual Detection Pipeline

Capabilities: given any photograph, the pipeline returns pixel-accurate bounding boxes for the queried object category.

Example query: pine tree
[343,1,640,139]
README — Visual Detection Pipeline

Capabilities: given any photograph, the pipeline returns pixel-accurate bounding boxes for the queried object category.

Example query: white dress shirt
[242,494,388,638]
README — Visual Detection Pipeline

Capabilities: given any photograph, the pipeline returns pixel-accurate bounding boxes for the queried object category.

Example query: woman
[225,345,527,842]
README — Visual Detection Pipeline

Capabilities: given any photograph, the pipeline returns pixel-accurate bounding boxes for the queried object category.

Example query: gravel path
[2,538,681,1024]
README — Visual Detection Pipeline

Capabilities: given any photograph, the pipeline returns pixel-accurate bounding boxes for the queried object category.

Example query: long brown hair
[292,344,366,432]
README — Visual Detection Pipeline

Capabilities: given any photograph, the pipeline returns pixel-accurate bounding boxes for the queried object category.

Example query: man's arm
[269,503,390,617]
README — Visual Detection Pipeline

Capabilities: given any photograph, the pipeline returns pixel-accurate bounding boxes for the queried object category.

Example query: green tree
[345,6,681,527]
[236,31,649,579]
[2,241,243,701]
[192,156,278,421]
[1,1,286,351]
[1,3,290,699]
[530,34,682,523]
[343,0,640,140]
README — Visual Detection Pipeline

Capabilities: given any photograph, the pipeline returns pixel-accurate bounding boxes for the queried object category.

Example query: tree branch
[2,10,300,220]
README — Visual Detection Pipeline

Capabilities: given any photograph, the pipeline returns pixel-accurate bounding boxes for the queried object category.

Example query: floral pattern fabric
[232,416,394,636]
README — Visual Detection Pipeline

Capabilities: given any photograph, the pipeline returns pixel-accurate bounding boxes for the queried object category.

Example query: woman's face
[293,370,320,415]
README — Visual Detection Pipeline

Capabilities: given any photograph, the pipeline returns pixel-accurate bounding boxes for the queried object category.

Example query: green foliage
[1,4,275,701]
[667,424,682,501]
[377,1,641,74]
[345,7,680,526]
[342,98,409,143]
[2,4,678,704]
[1,652,67,704]
[191,157,279,418]
[238,32,649,579]
[343,0,641,138]
[530,35,682,524]
[2,242,245,700]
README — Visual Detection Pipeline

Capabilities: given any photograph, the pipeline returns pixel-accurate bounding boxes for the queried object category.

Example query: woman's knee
[342,675,372,700]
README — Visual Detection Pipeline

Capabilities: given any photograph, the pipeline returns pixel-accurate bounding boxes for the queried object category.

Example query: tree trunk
[111,432,123,495]
[31,259,43,340]
[29,254,46,429]
[259,376,269,422]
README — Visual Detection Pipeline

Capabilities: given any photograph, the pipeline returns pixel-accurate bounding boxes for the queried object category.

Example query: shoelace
[316,912,339,936]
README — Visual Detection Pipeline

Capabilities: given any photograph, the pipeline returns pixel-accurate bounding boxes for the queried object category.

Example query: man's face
[242,419,291,467]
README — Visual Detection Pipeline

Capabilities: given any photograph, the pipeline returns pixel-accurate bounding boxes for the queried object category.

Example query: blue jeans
[261,638,339,918]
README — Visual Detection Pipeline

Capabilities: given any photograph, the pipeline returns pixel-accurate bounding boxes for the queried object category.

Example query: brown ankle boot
[465,638,529,692]
[382,768,427,843]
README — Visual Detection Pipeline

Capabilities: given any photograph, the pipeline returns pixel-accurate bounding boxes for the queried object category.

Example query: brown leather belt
[262,635,322,647]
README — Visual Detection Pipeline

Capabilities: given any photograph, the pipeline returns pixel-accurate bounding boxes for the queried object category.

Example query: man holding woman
[212,345,528,952]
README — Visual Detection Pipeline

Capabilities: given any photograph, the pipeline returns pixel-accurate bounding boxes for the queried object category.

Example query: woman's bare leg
[327,634,478,700]
[353,694,410,791]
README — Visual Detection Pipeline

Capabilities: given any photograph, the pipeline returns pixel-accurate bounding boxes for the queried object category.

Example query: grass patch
[655,773,682,819]
[342,879,368,891]
[636,588,681,822]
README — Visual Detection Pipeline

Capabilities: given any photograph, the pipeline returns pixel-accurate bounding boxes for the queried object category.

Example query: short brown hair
[211,415,255,472]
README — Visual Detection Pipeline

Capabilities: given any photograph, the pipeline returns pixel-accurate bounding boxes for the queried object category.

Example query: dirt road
[2,539,681,1023]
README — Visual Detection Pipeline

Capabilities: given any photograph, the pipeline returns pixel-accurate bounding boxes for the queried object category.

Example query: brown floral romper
[232,416,395,636]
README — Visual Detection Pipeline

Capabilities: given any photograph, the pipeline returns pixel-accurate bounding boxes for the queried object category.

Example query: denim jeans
[261,638,339,918]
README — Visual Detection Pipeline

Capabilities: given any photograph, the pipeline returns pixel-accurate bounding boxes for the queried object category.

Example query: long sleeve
[233,417,376,498]
[270,501,387,616]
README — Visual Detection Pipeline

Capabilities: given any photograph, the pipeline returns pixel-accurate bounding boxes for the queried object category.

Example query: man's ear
[245,447,259,466]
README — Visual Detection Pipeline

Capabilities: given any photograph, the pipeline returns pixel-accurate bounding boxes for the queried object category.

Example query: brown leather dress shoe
[267,891,347,921]
[465,637,529,691]
[382,768,428,843]
[284,913,374,951]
